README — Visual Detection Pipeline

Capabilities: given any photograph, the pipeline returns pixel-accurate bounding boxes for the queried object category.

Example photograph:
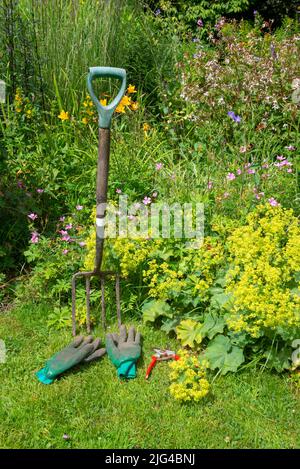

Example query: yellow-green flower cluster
[14,88,34,119]
[143,259,185,299]
[184,237,225,300]
[141,237,225,301]
[83,208,163,276]
[112,238,160,277]
[169,349,210,402]
[226,204,300,337]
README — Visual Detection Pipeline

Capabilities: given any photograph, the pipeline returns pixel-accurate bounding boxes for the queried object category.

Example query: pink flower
[223,192,230,199]
[244,163,251,169]
[268,197,279,207]
[79,242,86,247]
[152,191,158,198]
[227,173,236,181]
[62,249,69,255]
[207,180,213,189]
[59,216,65,222]
[143,196,151,205]
[247,168,255,174]
[59,230,68,235]
[62,234,71,242]
[277,155,285,161]
[262,163,269,169]
[274,159,292,168]
[116,188,122,194]
[285,145,295,151]
[287,168,293,173]
[65,223,73,230]
[76,205,83,211]
[155,162,163,171]
[30,231,39,243]
[36,188,44,194]
[17,180,25,189]
[28,213,38,221]
[236,169,242,175]
[239,146,247,153]
[255,191,265,200]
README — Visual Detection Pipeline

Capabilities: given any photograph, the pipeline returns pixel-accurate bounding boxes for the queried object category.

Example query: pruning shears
[145,348,180,380]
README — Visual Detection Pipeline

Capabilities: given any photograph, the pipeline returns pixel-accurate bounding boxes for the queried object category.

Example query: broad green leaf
[263,346,292,372]
[294,271,300,282]
[157,249,174,261]
[142,300,172,323]
[176,319,204,347]
[227,331,250,348]
[203,335,244,375]
[201,312,225,340]
[161,317,180,334]
[210,288,232,310]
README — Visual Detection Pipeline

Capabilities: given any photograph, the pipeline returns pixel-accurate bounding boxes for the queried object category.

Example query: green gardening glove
[106,325,141,379]
[36,336,106,384]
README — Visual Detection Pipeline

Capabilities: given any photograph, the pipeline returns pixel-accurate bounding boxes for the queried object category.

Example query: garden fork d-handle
[87,67,126,271]
[87,66,126,129]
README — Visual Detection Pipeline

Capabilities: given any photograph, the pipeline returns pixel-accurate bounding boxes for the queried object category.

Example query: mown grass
[0,302,299,449]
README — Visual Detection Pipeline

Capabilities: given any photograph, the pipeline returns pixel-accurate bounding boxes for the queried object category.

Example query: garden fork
[71,67,127,336]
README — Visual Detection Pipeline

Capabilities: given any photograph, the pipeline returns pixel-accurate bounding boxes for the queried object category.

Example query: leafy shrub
[82,202,299,373]
[225,204,300,340]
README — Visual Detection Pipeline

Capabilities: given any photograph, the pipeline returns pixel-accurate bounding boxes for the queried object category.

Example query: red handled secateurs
[145,348,180,380]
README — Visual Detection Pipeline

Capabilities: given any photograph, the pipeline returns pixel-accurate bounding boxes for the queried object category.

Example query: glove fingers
[49,343,94,372]
[71,336,84,348]
[83,347,106,362]
[112,333,119,345]
[106,333,120,362]
[78,335,94,349]
[119,325,127,343]
[127,326,136,343]
[89,337,102,352]
[47,336,84,362]
[134,331,141,345]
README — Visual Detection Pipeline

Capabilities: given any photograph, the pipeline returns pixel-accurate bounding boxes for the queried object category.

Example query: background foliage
[0,0,300,379]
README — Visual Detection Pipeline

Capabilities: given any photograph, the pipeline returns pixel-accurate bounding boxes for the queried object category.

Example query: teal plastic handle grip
[87,66,127,128]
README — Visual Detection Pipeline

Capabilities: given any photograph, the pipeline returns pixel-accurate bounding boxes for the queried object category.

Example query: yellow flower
[130,102,139,111]
[82,117,88,125]
[115,103,126,114]
[100,98,107,106]
[143,123,150,132]
[15,88,23,103]
[121,95,132,106]
[16,107,22,113]
[58,110,69,121]
[26,109,32,118]
[127,84,137,94]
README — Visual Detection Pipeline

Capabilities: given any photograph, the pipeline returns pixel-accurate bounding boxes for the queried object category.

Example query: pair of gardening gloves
[36,325,141,384]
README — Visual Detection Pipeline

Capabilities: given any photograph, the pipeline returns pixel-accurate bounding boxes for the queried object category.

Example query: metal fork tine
[116,274,121,327]
[101,275,106,330]
[86,276,91,333]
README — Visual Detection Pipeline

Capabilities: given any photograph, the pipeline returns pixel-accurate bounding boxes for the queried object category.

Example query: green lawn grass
[0,302,299,449]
